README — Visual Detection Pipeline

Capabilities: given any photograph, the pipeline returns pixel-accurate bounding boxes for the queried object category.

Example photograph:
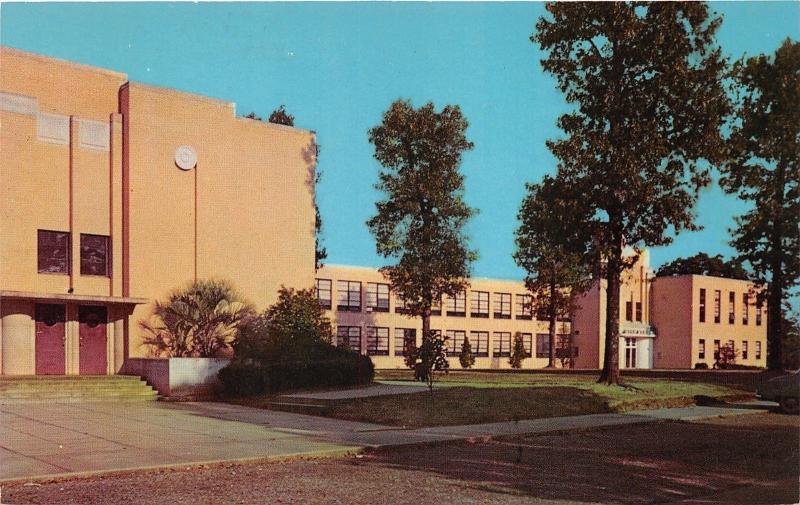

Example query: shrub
[140,279,255,357]
[714,343,739,369]
[406,331,449,391]
[459,338,475,368]
[509,332,526,368]
[694,362,709,369]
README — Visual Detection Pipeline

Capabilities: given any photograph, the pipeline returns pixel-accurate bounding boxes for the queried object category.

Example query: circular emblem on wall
[175,145,198,171]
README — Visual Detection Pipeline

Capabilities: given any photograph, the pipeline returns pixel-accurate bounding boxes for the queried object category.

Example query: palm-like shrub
[141,279,255,358]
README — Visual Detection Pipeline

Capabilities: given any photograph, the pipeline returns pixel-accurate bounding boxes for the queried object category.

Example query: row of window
[38,230,111,277]
[334,326,577,359]
[316,279,564,321]
[697,338,762,360]
[698,289,762,326]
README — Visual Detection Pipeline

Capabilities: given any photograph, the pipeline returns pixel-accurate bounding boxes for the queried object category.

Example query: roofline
[1,46,128,80]
[654,273,761,283]
[318,264,525,284]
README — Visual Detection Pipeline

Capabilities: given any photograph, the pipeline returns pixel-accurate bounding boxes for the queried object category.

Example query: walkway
[0,399,774,483]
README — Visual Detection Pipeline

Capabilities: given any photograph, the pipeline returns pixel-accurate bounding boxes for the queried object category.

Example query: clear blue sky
[3,2,798,281]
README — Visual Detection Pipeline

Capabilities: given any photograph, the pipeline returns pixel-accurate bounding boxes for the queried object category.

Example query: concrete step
[0,375,158,403]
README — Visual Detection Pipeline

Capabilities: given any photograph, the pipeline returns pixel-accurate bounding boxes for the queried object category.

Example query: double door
[34,304,107,375]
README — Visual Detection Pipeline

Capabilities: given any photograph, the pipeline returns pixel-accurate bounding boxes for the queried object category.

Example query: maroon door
[79,306,107,375]
[35,304,66,375]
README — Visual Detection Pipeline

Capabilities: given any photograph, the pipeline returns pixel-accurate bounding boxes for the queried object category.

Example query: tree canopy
[655,253,752,280]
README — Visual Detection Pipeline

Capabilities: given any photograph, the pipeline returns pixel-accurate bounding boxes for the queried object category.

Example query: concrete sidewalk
[0,400,773,483]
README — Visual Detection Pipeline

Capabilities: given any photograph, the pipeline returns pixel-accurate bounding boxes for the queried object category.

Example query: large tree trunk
[547,285,557,368]
[421,307,431,344]
[598,253,622,385]
[767,267,784,370]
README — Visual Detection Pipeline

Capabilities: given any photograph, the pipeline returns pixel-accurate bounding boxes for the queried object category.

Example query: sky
[2,1,798,282]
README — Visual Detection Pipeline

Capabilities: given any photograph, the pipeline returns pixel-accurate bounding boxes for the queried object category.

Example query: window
[471,291,489,318]
[756,341,762,359]
[366,327,389,356]
[728,339,735,350]
[493,332,511,357]
[625,301,633,322]
[469,331,489,357]
[742,340,748,360]
[445,330,466,357]
[431,297,442,317]
[535,334,550,358]
[394,328,416,356]
[699,288,706,323]
[337,281,361,312]
[494,293,511,319]
[756,305,762,326]
[366,283,390,312]
[698,339,706,360]
[446,291,466,317]
[395,294,409,314]
[316,279,332,309]
[742,293,749,325]
[515,294,533,320]
[337,326,361,352]
[80,234,110,276]
[521,333,533,358]
[635,302,642,322]
[38,230,70,274]
[728,291,735,324]
[713,339,720,360]
[714,290,721,323]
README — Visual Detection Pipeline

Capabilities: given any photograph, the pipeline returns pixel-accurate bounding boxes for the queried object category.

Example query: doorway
[79,305,108,375]
[35,304,66,375]
[625,338,637,369]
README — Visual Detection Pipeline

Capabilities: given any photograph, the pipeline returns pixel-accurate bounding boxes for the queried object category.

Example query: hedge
[218,353,375,396]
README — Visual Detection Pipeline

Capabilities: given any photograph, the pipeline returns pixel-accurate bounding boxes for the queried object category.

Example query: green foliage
[232,286,334,364]
[268,105,295,126]
[714,343,739,369]
[721,39,800,369]
[656,253,752,280]
[459,337,476,369]
[367,99,477,326]
[533,2,729,383]
[218,353,374,396]
[783,312,800,370]
[509,332,527,369]
[140,279,255,358]
[406,331,450,391]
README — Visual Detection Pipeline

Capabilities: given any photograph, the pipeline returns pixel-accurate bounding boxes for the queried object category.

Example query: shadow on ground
[364,413,800,505]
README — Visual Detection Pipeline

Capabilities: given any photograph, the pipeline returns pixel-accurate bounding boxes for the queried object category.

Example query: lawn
[234,370,751,428]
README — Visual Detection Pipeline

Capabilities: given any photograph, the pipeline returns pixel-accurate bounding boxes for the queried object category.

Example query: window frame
[699,288,706,323]
[742,340,748,360]
[625,301,633,322]
[713,290,721,324]
[515,294,533,320]
[469,331,489,357]
[366,282,390,313]
[445,329,467,357]
[316,279,332,309]
[366,326,390,356]
[635,301,642,322]
[742,293,749,325]
[493,292,512,319]
[728,291,735,325]
[79,233,111,277]
[37,229,71,275]
[336,326,361,352]
[470,291,489,318]
[336,280,362,312]
[535,333,551,359]
[756,341,762,359]
[446,291,467,317]
[713,339,721,360]
[698,339,706,360]
[394,328,416,356]
[492,332,511,357]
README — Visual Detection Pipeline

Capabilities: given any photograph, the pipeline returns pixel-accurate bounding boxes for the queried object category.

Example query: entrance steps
[0,375,159,403]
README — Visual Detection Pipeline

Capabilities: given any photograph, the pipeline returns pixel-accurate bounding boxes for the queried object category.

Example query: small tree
[509,332,527,369]
[714,343,740,369]
[141,279,255,358]
[407,331,450,392]
[268,105,295,126]
[459,337,476,369]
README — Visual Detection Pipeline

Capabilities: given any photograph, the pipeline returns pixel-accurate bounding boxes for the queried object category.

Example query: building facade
[0,47,316,375]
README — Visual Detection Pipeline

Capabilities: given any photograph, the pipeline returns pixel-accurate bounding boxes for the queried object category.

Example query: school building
[0,47,766,376]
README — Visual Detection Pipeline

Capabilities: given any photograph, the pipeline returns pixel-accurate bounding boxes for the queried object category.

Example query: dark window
[728,291,735,324]
[493,293,511,319]
[635,302,642,322]
[470,331,489,357]
[394,328,416,356]
[366,283,390,312]
[337,281,361,312]
[316,279,332,309]
[742,340,748,360]
[713,339,720,360]
[366,327,389,356]
[625,301,633,322]
[521,333,533,358]
[756,341,762,359]
[742,293,749,325]
[714,290,721,323]
[38,230,70,274]
[535,334,551,358]
[445,330,466,357]
[446,291,466,317]
[698,339,706,360]
[515,294,533,320]
[699,289,706,323]
[493,332,511,357]
[471,291,489,318]
[756,305,762,326]
[337,326,361,351]
[80,234,110,276]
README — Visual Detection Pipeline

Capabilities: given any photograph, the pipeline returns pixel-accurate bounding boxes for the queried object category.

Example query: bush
[219,350,374,396]
[459,338,475,368]
[509,332,526,368]
[694,362,709,369]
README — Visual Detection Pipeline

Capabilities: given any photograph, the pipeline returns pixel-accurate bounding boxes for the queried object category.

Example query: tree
[268,105,295,126]
[533,2,729,384]
[509,332,527,369]
[783,312,800,370]
[367,99,477,376]
[141,279,255,357]
[721,39,800,370]
[233,286,333,363]
[714,342,739,369]
[515,174,593,368]
[459,337,476,368]
[407,332,450,392]
[656,253,751,280]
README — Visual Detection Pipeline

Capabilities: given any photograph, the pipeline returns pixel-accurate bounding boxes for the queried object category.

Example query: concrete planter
[122,357,231,396]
